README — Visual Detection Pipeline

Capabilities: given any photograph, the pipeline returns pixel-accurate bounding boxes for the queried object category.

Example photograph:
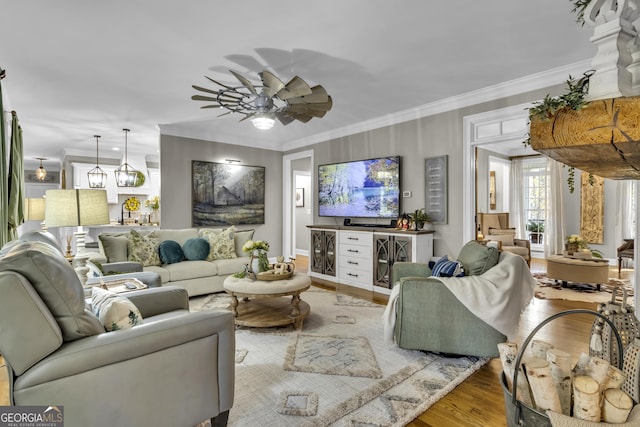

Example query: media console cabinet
[308,225,434,295]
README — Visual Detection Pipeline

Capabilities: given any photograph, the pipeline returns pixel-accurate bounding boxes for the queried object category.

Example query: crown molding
[282,59,593,152]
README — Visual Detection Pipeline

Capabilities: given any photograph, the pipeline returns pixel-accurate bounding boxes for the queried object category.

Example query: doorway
[283,150,314,260]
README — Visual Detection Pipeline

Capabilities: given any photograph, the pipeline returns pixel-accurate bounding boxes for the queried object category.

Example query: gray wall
[285,85,565,256]
[159,135,284,255]
[160,82,623,259]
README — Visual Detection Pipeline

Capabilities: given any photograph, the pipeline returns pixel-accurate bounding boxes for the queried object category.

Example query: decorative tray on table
[255,260,296,281]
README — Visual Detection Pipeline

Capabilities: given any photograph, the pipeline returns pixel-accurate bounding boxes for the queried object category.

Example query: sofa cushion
[431,255,465,277]
[158,240,185,265]
[216,257,252,276]
[144,265,170,283]
[183,238,210,261]
[156,228,199,246]
[502,245,530,257]
[99,233,129,262]
[489,234,514,247]
[457,240,499,276]
[0,241,104,341]
[128,229,161,267]
[200,227,238,261]
[91,287,143,331]
[234,229,255,257]
[159,260,218,281]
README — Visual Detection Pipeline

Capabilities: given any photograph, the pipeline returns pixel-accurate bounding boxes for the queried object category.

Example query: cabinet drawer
[339,231,371,246]
[339,267,372,286]
[339,256,370,272]
[339,244,371,259]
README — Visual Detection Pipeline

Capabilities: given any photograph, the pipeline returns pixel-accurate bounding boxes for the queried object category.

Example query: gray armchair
[0,240,235,426]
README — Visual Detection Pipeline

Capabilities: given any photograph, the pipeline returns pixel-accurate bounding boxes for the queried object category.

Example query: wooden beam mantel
[529,96,640,179]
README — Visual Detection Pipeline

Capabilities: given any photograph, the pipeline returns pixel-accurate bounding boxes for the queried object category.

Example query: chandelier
[87,135,107,188]
[114,128,140,187]
[35,157,47,181]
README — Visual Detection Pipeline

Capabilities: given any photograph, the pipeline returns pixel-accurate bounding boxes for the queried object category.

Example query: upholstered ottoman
[546,254,609,290]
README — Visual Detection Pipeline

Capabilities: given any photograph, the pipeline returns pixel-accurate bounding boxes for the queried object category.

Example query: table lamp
[45,189,109,289]
[24,197,47,231]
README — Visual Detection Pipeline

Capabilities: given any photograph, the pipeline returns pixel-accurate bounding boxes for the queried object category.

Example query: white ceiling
[0,1,594,169]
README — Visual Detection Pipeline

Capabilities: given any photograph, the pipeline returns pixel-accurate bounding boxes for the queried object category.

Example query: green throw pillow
[127,229,161,267]
[99,234,129,262]
[182,237,210,261]
[200,227,238,261]
[456,240,499,276]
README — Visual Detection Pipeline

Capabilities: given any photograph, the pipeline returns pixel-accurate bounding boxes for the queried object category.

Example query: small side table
[223,273,311,329]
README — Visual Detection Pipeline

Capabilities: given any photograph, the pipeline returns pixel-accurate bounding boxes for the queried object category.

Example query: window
[522,158,547,247]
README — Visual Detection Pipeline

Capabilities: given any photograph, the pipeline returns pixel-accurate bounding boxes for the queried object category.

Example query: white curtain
[544,159,566,257]
[509,158,526,239]
[617,180,636,239]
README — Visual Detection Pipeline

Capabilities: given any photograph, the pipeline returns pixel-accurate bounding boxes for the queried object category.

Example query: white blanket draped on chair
[384,251,536,344]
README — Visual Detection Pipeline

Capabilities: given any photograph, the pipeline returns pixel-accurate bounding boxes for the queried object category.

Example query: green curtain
[7,111,24,241]
[0,70,8,247]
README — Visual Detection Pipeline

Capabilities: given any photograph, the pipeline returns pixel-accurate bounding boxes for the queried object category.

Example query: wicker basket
[503,309,623,427]
[622,338,640,403]
[590,287,639,367]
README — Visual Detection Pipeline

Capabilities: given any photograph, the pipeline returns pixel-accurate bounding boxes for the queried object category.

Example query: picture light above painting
[191,160,265,226]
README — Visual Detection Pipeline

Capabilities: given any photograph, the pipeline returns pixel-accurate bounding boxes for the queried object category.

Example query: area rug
[190,288,487,427]
[534,273,634,304]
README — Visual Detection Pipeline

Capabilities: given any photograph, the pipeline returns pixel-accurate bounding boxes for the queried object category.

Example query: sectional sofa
[91,227,255,296]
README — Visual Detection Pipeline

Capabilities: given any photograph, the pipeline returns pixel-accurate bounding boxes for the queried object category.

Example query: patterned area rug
[534,273,634,303]
[190,288,486,427]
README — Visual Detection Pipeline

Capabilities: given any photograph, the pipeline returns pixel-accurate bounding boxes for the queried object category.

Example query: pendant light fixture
[35,157,47,181]
[114,128,140,187]
[87,135,107,188]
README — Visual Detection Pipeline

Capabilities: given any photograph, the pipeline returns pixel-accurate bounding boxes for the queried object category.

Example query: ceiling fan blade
[287,103,327,118]
[275,112,296,126]
[287,111,313,123]
[238,113,255,123]
[205,76,235,90]
[192,85,222,96]
[191,94,219,102]
[286,85,329,104]
[277,76,312,100]
[217,111,233,117]
[200,105,223,109]
[260,70,285,98]
[229,69,258,95]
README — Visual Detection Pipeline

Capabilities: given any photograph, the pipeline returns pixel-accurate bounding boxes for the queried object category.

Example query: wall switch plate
[402,191,412,198]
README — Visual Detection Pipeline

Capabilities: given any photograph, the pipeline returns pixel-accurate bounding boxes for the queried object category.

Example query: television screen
[318,156,400,218]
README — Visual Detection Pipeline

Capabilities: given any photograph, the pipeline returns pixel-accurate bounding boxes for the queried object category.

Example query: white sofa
[91,227,254,296]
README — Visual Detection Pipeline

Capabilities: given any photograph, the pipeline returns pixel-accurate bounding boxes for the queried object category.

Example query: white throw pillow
[91,287,143,332]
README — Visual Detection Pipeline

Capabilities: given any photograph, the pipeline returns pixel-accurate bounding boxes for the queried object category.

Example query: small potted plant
[408,208,430,230]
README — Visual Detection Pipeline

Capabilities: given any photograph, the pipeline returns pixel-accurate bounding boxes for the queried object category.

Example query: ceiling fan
[192,69,332,130]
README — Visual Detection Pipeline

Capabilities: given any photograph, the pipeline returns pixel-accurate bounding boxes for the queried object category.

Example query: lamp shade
[24,198,46,221]
[45,189,109,227]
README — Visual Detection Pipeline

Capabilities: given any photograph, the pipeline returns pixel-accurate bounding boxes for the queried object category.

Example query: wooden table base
[230,296,310,329]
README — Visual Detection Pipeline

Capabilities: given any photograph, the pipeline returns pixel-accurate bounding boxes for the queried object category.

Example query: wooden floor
[0,257,632,427]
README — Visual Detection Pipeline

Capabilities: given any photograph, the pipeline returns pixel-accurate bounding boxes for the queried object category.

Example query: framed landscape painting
[192,160,265,226]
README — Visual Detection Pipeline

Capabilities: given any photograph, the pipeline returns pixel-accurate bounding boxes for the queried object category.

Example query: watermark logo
[0,406,63,427]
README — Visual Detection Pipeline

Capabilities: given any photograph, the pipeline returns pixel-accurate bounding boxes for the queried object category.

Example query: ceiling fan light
[251,113,275,130]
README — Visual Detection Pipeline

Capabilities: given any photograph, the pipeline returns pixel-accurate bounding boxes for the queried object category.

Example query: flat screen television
[318,156,400,218]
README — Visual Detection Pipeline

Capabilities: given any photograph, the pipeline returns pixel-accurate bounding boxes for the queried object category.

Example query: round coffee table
[546,254,609,291]
[222,273,311,329]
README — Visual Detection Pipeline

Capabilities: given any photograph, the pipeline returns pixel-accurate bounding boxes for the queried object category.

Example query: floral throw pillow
[199,226,238,261]
[127,229,161,266]
[91,286,143,331]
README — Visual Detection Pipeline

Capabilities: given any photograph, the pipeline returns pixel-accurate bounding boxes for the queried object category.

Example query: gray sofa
[0,240,235,426]
[92,227,255,296]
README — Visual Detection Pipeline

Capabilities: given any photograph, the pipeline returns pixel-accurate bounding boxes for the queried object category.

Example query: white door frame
[283,149,314,259]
